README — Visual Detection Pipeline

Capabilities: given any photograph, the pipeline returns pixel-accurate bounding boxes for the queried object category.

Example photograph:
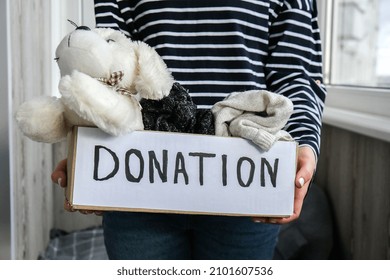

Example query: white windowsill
[323,107,390,142]
[323,86,390,143]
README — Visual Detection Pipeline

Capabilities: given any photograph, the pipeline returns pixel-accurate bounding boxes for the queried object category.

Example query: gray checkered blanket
[39,227,108,260]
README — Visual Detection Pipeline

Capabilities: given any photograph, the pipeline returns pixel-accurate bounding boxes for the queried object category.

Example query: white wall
[9,0,54,260]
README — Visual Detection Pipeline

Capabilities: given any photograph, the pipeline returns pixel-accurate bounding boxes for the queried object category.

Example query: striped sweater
[94,0,326,158]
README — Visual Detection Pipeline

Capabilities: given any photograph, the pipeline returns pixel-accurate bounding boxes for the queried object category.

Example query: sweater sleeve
[266,0,326,159]
[94,0,137,38]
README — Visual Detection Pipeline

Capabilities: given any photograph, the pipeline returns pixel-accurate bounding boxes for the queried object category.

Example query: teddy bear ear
[133,41,174,100]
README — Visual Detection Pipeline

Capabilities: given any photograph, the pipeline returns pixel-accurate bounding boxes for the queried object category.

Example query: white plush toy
[16,26,174,143]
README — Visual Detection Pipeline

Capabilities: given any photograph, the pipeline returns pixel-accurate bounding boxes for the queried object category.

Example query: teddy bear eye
[54,57,59,62]
[106,39,115,43]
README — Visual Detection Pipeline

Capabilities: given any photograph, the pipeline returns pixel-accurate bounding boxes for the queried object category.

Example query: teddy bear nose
[76,26,91,31]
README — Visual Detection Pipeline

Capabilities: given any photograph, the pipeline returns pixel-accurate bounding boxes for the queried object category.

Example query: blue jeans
[103,211,280,260]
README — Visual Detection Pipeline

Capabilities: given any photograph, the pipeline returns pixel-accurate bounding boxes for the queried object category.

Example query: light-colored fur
[15,27,174,143]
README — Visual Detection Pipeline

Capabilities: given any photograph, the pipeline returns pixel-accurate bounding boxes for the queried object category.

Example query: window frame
[318,0,390,142]
[1,0,12,260]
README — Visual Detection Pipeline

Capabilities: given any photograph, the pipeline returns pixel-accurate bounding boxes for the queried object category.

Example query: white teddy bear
[16,26,174,143]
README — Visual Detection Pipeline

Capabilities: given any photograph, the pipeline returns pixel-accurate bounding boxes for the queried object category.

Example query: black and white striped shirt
[94,0,326,158]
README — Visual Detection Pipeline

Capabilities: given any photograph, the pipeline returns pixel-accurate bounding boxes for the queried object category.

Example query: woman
[53,0,325,259]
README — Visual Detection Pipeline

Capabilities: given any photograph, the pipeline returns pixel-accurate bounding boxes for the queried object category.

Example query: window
[318,0,390,142]
[375,0,390,88]
[329,0,390,88]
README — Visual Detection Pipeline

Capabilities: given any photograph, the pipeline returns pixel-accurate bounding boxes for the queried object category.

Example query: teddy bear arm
[60,71,144,135]
[15,96,68,143]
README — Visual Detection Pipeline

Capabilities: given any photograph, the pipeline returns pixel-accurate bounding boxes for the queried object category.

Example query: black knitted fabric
[140,83,215,135]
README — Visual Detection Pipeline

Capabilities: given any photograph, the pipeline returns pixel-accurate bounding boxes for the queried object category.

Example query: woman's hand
[252,146,316,224]
[51,158,103,215]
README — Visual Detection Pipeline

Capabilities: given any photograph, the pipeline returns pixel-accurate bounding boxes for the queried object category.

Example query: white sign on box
[67,126,297,217]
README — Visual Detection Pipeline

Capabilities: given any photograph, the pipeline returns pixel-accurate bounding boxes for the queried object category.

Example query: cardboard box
[66,126,297,217]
